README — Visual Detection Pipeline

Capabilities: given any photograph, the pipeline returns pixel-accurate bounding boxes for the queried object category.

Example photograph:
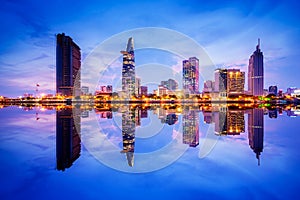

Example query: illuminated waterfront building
[121,37,136,98]
[183,57,199,94]
[56,108,81,171]
[248,39,264,96]
[56,33,81,96]
[227,69,245,94]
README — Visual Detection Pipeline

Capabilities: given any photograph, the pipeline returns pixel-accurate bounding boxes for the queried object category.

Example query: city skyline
[0,1,300,97]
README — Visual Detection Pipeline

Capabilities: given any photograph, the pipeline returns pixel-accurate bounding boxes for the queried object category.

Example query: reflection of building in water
[268,109,277,118]
[165,114,178,125]
[120,106,136,167]
[214,106,228,135]
[56,107,81,171]
[182,108,199,147]
[248,108,264,165]
[212,106,245,135]
[227,110,245,135]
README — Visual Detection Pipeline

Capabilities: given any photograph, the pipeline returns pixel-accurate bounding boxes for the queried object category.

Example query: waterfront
[0,104,299,199]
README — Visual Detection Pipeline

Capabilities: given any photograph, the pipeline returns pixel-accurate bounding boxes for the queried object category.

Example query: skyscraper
[248,39,264,96]
[56,33,81,96]
[183,57,199,94]
[121,37,136,98]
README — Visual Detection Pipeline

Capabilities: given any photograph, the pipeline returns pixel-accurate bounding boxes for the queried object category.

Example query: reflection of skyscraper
[248,39,264,96]
[214,107,227,135]
[56,107,81,171]
[56,33,81,96]
[248,108,264,165]
[182,108,199,147]
[121,37,135,98]
[120,106,136,167]
[183,57,199,94]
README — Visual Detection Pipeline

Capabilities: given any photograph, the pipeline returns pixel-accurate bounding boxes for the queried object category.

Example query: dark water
[0,105,299,199]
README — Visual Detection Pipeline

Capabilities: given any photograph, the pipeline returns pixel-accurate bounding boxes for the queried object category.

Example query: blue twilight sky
[0,0,300,97]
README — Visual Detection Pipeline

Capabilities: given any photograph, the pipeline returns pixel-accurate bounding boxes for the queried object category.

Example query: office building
[56,33,81,96]
[183,57,199,94]
[248,39,264,96]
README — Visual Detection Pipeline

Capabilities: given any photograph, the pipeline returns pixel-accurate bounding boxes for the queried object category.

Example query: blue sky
[0,0,299,97]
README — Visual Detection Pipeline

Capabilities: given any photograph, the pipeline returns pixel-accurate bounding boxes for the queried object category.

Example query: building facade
[56,33,81,97]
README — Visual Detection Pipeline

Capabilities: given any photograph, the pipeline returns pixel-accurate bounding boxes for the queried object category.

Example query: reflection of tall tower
[183,57,199,94]
[182,108,199,147]
[120,105,136,167]
[121,37,135,98]
[56,33,81,96]
[56,107,81,171]
[248,108,264,165]
[248,39,264,96]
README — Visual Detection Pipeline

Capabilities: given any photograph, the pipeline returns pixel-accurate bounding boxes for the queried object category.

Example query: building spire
[256,38,260,51]
[126,37,134,52]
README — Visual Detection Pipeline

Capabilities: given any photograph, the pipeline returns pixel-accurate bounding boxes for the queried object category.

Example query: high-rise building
[121,37,136,98]
[227,69,245,94]
[248,39,264,96]
[183,57,199,94]
[56,33,81,96]
[56,107,81,171]
[161,79,178,91]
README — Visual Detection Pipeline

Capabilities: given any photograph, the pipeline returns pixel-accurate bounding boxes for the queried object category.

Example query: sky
[0,0,300,97]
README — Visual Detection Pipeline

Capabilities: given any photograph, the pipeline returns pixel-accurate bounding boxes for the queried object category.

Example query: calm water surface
[0,105,299,200]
